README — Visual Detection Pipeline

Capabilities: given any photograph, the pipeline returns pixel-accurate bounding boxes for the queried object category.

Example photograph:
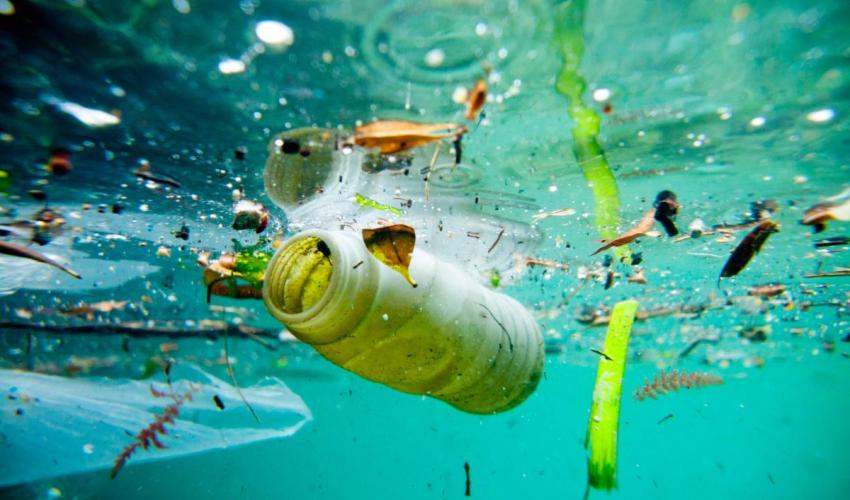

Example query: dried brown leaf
[801,198,850,232]
[465,79,487,121]
[719,220,779,278]
[353,120,467,155]
[591,208,657,255]
[362,224,417,287]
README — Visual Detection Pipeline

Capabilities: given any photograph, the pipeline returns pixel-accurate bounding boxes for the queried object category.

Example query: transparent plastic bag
[0,365,311,487]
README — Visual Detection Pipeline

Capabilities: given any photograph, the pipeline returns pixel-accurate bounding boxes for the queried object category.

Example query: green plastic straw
[585,299,638,492]
[553,0,630,263]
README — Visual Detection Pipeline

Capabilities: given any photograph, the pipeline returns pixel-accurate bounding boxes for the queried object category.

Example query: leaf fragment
[0,240,81,279]
[591,208,656,255]
[801,198,850,233]
[362,224,417,287]
[352,120,467,155]
[465,79,487,121]
[719,220,779,279]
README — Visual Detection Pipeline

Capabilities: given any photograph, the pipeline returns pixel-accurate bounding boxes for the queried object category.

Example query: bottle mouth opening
[264,235,335,317]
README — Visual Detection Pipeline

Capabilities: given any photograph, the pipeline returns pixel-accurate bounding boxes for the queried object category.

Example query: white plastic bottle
[263,229,545,414]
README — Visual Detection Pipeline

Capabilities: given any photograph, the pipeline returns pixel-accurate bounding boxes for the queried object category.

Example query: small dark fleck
[14,408,24,416]
[814,236,850,248]
[111,204,125,214]
[234,148,246,161]
[317,241,331,257]
[602,254,613,267]
[631,252,643,266]
[28,190,47,201]
[604,270,614,289]
[299,148,311,157]
[175,224,190,241]
[464,462,471,497]
[281,139,301,155]
[213,394,225,410]
[353,260,364,269]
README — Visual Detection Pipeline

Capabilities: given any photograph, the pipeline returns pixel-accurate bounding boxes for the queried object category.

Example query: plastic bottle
[263,229,544,414]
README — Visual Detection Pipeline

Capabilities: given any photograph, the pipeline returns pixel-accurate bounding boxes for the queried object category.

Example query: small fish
[0,240,81,279]
[719,220,779,279]
[213,394,225,410]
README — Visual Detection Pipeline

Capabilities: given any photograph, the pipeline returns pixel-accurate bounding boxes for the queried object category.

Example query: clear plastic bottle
[263,229,544,414]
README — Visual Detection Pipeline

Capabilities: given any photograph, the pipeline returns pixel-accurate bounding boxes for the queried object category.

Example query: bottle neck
[263,230,379,345]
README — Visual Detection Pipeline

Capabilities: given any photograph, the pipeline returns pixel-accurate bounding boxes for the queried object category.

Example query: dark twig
[223,327,260,423]
[478,303,513,352]
[487,227,505,254]
[0,321,279,350]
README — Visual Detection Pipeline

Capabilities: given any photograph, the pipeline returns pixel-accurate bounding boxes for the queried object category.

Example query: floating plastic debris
[218,58,247,74]
[263,229,544,413]
[749,116,766,127]
[255,20,294,48]
[424,48,445,67]
[805,108,835,123]
[45,97,120,127]
[0,365,311,487]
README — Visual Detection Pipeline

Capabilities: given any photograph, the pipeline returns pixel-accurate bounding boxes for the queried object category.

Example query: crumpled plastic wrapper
[0,365,312,487]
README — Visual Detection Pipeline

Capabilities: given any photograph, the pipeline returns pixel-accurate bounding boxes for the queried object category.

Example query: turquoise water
[1,0,849,498]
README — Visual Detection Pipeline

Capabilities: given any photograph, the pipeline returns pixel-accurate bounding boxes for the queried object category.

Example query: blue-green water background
[1,0,849,498]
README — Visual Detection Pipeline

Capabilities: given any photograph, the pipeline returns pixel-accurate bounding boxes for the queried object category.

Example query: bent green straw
[585,299,638,492]
[553,0,630,263]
